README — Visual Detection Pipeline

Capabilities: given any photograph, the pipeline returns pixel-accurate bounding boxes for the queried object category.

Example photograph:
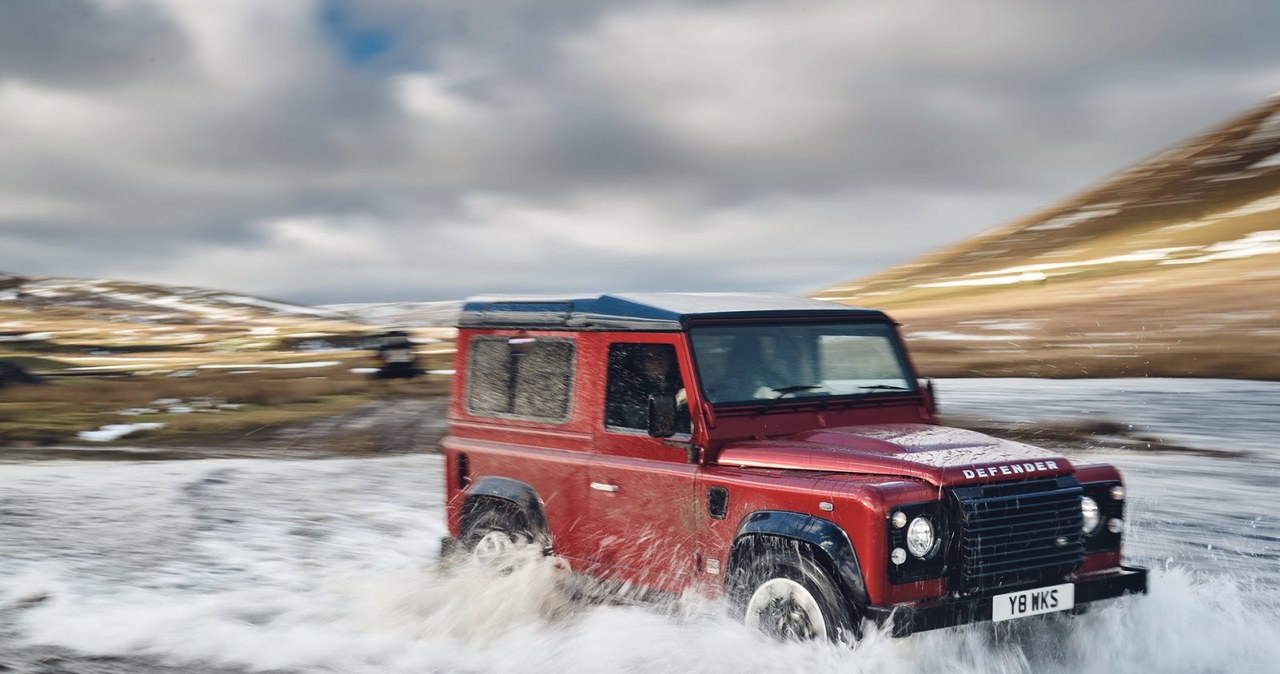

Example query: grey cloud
[1,0,1278,303]
[0,1,187,86]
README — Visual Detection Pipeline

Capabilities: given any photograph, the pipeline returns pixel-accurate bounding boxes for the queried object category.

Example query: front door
[586,340,701,593]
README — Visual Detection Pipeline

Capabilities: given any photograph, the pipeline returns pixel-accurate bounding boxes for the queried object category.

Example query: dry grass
[0,276,463,452]
[891,256,1280,380]
[0,352,454,448]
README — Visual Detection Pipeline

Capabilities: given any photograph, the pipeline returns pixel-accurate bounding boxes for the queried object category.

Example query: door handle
[590,482,620,493]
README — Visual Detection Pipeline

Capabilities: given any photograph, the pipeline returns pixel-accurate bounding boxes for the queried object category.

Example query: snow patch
[1025,202,1125,232]
[917,271,1046,288]
[907,331,1028,342]
[1212,194,1280,220]
[217,294,337,318]
[197,361,341,370]
[1161,230,1280,266]
[956,320,1043,331]
[1241,108,1280,145]
[77,423,165,442]
[1247,151,1280,170]
[912,246,1211,289]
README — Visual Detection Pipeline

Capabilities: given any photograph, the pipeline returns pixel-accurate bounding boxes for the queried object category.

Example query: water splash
[2,453,1278,673]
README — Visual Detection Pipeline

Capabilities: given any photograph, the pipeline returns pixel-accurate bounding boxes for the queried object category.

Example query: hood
[715,423,1073,487]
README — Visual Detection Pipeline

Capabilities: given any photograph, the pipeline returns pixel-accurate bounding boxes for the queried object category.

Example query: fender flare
[460,476,552,547]
[730,510,869,607]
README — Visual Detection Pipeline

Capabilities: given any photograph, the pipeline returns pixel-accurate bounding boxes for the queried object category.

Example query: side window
[465,336,575,422]
[605,343,690,435]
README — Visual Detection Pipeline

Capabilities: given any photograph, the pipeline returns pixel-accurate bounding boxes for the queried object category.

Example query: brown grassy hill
[813,94,1280,379]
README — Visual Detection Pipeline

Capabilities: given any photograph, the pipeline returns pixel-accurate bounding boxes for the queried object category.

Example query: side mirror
[923,378,938,414]
[648,393,677,438]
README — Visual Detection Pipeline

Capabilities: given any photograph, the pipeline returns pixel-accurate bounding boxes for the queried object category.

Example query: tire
[461,501,536,572]
[730,541,855,643]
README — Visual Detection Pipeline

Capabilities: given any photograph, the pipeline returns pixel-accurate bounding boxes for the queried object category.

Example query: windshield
[689,322,916,405]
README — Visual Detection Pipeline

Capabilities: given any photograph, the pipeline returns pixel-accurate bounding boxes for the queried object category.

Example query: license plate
[992,583,1074,622]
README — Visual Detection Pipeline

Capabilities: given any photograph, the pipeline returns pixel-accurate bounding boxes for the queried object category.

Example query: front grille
[951,477,1085,593]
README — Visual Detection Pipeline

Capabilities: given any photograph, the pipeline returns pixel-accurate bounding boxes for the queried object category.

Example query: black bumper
[865,566,1149,637]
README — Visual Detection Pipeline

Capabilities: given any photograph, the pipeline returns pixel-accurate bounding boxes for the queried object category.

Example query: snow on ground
[1025,202,1124,232]
[917,271,1047,289]
[906,331,1028,342]
[1247,150,1280,170]
[1241,107,1280,145]
[196,361,342,370]
[215,295,339,319]
[77,422,166,442]
[914,248,1198,289]
[1161,230,1280,266]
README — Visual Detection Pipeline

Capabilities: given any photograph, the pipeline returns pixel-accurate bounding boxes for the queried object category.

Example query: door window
[604,343,690,435]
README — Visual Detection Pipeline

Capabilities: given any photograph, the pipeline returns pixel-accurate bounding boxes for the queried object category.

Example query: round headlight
[1081,496,1101,534]
[906,516,936,558]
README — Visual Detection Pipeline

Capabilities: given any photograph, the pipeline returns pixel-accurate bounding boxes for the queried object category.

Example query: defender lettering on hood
[963,460,1061,480]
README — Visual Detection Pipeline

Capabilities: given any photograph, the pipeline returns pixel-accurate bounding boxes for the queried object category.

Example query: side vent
[708,486,729,520]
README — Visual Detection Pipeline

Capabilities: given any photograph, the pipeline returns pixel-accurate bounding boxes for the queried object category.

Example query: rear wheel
[732,542,855,643]
[461,502,535,572]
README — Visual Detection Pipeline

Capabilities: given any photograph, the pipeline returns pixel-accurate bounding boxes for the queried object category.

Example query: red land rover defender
[441,293,1147,641]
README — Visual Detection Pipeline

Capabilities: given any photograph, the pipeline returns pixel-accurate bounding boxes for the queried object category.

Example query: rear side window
[465,336,576,422]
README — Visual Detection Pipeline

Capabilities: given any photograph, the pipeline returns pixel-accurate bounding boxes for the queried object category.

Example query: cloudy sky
[2,0,1278,304]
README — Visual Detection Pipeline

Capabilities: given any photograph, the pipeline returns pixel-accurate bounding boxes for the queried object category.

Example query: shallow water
[1,379,1278,673]
[935,377,1280,456]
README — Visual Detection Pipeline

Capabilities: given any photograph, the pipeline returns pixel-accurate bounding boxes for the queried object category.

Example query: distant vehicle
[369,330,419,380]
[0,360,43,389]
[440,293,1147,641]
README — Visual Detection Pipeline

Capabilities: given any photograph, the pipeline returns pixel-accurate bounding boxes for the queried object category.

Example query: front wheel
[732,545,855,642]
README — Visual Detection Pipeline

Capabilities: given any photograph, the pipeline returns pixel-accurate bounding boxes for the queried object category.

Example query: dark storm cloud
[1,0,1278,302]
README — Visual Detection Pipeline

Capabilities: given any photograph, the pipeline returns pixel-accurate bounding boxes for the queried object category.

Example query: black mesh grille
[951,478,1085,593]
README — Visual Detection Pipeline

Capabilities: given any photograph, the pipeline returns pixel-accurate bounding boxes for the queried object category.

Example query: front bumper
[865,565,1148,636]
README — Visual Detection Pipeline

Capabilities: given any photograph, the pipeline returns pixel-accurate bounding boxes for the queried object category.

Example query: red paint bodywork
[443,322,1133,611]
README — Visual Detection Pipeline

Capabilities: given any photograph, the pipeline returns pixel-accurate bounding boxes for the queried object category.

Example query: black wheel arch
[729,510,869,611]
[460,476,552,550]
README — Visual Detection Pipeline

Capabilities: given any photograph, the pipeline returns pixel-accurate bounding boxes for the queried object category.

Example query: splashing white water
[1,452,1277,673]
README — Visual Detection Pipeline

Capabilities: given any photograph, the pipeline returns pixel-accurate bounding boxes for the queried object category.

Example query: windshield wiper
[749,384,908,416]
[821,385,910,411]
[772,384,822,396]
[751,384,822,416]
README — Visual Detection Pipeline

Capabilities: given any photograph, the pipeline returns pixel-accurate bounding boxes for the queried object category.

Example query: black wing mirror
[648,393,677,438]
